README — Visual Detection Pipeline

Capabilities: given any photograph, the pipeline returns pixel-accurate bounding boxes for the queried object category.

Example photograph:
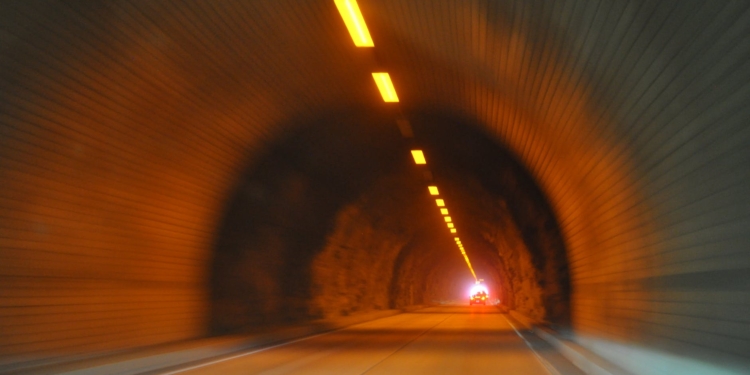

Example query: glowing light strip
[334,0,374,47]
[411,149,426,164]
[372,73,399,102]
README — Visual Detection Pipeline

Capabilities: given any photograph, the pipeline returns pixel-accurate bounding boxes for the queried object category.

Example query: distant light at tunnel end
[470,284,488,297]
[372,73,399,102]
[334,0,374,47]
[411,150,426,164]
[428,186,439,195]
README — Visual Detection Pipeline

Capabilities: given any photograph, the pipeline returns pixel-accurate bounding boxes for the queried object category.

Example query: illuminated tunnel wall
[1,0,749,371]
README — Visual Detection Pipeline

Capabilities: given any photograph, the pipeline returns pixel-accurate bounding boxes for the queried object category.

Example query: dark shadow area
[209,108,405,334]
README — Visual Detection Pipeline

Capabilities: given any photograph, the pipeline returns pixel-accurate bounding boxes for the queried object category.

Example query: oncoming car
[469,291,487,305]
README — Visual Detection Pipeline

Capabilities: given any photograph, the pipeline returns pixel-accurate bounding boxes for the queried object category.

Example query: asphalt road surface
[163,306,564,375]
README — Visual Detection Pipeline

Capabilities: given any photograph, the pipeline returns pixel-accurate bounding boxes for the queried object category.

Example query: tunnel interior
[209,109,570,335]
[2,0,750,372]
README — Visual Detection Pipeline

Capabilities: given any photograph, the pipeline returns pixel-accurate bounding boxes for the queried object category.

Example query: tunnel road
[163,306,557,375]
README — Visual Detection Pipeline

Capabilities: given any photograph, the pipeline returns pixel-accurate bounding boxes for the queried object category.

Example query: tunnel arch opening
[209,108,571,335]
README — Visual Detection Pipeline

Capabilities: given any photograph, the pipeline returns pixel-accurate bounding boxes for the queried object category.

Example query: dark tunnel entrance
[208,109,571,335]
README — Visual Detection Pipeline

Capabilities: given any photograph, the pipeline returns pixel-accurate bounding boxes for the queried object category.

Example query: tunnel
[1,1,749,374]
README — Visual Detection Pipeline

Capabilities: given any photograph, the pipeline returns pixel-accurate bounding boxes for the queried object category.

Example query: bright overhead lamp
[450,228,457,233]
[411,150,426,164]
[444,216,452,223]
[435,199,445,207]
[372,73,399,102]
[440,208,449,215]
[334,0,374,47]
[428,186,439,195]
[454,237,460,241]
[447,223,454,228]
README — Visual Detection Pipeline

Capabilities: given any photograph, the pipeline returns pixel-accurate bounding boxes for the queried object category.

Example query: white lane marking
[160,312,422,375]
[503,315,561,375]
[158,330,335,374]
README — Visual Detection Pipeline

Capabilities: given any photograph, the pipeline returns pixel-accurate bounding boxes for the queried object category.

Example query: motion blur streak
[0,1,749,374]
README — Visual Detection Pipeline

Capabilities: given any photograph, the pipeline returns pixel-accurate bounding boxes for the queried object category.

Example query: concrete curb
[533,328,633,375]
[508,310,632,375]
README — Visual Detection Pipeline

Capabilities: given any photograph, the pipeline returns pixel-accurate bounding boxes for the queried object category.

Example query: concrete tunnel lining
[1,0,750,372]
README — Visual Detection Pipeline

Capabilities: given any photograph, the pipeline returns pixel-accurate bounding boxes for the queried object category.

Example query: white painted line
[503,315,561,375]
[160,311,409,374]
[158,330,333,374]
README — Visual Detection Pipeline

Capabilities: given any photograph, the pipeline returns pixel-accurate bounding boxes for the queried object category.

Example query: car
[470,291,487,305]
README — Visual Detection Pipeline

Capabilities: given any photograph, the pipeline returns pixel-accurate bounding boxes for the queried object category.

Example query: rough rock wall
[310,178,420,317]
[482,206,545,322]
[208,112,406,334]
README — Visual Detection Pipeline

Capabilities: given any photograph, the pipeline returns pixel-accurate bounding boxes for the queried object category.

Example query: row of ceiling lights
[334,0,477,280]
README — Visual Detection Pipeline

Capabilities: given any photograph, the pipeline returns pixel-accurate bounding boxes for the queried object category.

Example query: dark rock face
[311,175,424,317]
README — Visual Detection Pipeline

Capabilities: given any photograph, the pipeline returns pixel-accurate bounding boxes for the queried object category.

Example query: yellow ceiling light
[444,216,452,223]
[440,208,449,215]
[436,199,445,207]
[447,223,454,228]
[411,150,426,164]
[428,186,439,195]
[372,73,399,102]
[454,237,460,242]
[450,228,457,233]
[334,0,374,47]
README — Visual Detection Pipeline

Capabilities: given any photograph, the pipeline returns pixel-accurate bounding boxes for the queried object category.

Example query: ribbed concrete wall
[1,0,749,371]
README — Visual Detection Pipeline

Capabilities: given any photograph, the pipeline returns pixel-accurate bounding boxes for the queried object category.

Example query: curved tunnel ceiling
[1,0,749,371]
